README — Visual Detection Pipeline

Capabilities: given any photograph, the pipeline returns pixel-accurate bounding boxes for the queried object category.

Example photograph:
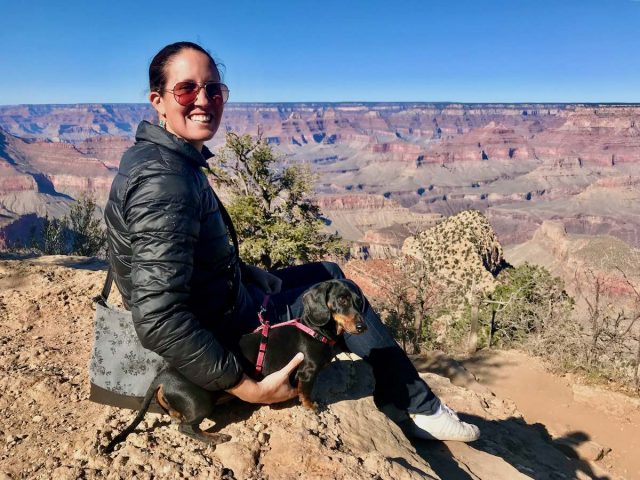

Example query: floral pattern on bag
[88,302,167,397]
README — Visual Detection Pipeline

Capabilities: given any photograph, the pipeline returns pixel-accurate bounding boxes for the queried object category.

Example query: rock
[553,436,612,462]
[259,358,438,480]
[402,210,507,294]
[572,383,640,417]
[85,454,109,470]
[413,372,618,480]
[126,447,150,467]
[213,442,257,480]
[410,351,493,396]
[51,466,82,480]
[72,448,84,461]
[257,432,268,445]
[127,432,150,449]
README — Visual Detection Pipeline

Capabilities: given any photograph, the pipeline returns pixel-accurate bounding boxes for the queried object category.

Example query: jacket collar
[135,120,214,167]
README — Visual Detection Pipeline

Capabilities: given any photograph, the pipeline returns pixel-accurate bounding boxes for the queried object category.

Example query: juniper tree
[68,194,107,257]
[208,132,346,270]
[481,263,573,348]
[29,194,106,257]
[40,215,68,255]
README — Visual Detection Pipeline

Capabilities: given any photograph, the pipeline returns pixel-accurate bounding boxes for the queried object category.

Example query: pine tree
[208,132,347,269]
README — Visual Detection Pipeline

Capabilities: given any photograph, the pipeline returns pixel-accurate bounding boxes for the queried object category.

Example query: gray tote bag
[88,268,167,411]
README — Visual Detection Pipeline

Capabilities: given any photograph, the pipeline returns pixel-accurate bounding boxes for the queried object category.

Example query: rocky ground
[0,255,628,479]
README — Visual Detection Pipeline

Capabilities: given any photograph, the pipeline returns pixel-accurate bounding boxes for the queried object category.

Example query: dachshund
[104,279,366,453]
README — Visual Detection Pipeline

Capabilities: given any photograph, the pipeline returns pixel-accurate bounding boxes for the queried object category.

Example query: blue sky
[1,0,639,104]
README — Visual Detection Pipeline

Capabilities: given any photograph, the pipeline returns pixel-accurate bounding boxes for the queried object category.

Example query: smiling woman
[100,40,480,446]
[103,41,307,410]
[148,44,226,150]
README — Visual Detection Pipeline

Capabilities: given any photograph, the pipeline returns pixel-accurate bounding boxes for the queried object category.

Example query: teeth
[189,114,211,123]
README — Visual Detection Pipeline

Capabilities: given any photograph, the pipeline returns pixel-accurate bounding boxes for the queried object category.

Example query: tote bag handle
[93,267,114,307]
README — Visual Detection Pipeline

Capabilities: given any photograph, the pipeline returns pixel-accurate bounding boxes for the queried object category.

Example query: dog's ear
[352,289,364,312]
[302,282,332,326]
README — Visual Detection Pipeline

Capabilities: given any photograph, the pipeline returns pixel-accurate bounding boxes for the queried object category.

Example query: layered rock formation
[0,104,151,141]
[316,194,441,252]
[0,130,121,200]
[0,130,69,244]
[0,126,121,246]
[1,103,639,251]
[402,210,507,294]
[505,221,640,300]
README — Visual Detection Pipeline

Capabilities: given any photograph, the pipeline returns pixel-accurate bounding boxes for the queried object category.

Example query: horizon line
[2,101,640,107]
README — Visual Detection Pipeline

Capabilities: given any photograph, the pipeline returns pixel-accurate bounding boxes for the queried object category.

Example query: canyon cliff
[0,103,639,251]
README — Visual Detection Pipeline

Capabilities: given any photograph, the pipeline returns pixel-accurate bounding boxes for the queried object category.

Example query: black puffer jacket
[104,121,245,391]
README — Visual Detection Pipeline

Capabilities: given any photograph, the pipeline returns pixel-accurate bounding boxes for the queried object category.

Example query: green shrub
[210,132,347,269]
[29,194,106,257]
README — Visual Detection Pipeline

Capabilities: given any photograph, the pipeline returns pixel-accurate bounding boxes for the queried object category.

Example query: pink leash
[253,295,336,376]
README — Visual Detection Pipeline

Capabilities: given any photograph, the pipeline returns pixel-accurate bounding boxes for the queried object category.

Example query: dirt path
[461,349,640,480]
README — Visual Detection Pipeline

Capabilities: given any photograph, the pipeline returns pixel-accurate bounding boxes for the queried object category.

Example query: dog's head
[301,280,367,336]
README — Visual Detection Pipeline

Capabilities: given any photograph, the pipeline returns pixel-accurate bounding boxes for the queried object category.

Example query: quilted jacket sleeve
[123,168,243,391]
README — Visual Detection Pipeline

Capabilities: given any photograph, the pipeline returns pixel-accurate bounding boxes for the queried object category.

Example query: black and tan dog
[104,279,366,453]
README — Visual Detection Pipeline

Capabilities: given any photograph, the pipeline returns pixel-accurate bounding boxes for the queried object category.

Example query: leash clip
[258,295,271,325]
[258,305,269,325]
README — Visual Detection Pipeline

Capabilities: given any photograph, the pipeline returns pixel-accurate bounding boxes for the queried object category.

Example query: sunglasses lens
[205,83,229,104]
[170,82,229,105]
[173,81,199,106]
[220,84,229,103]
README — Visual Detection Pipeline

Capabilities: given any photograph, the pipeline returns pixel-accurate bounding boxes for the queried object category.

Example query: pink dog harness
[253,296,336,376]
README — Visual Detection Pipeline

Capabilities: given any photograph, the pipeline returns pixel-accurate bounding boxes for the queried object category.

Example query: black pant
[232,261,440,415]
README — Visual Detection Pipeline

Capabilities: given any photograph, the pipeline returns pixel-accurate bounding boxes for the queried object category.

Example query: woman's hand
[225,352,304,404]
[244,264,282,294]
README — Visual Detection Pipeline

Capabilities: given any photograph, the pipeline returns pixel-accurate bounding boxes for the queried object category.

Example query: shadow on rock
[412,441,477,480]
[415,413,612,480]
[203,399,263,433]
[312,357,375,405]
[411,350,517,394]
[48,256,108,271]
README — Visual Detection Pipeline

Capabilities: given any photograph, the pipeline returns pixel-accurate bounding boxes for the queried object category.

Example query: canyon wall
[0,103,639,250]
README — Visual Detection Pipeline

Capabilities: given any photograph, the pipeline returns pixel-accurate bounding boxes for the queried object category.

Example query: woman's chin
[183,123,219,142]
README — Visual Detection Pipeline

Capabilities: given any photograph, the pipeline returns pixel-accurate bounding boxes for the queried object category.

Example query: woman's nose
[194,85,210,105]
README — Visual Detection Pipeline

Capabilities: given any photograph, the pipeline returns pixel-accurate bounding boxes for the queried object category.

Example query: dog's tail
[104,384,159,454]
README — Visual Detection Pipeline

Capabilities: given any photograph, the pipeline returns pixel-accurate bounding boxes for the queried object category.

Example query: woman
[104,41,480,442]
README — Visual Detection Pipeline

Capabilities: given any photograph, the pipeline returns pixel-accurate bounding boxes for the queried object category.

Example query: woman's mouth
[188,114,212,124]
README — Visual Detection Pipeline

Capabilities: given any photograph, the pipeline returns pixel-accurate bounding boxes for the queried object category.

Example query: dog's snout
[356,322,367,333]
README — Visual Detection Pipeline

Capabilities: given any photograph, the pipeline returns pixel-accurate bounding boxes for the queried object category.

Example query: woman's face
[150,48,224,151]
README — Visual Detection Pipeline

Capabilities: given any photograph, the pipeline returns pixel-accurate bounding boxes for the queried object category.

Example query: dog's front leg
[296,367,319,411]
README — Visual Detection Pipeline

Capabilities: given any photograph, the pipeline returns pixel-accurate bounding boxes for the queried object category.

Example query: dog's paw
[299,394,318,411]
[197,431,232,446]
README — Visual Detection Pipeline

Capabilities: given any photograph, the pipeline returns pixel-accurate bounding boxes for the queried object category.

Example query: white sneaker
[410,404,480,442]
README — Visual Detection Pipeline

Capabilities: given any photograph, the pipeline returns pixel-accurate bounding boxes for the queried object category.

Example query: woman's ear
[149,91,165,118]
[302,282,331,326]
